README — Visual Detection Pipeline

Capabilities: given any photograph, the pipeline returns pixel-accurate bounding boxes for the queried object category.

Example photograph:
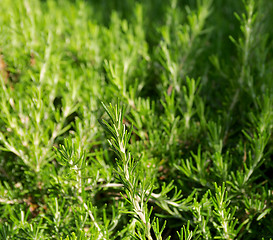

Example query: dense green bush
[0,0,273,239]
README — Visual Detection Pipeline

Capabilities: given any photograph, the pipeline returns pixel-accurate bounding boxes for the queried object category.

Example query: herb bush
[0,0,273,239]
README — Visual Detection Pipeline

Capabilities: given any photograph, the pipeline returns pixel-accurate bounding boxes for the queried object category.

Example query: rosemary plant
[0,0,273,239]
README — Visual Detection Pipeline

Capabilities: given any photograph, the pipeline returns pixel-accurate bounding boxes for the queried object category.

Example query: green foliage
[1,0,273,239]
